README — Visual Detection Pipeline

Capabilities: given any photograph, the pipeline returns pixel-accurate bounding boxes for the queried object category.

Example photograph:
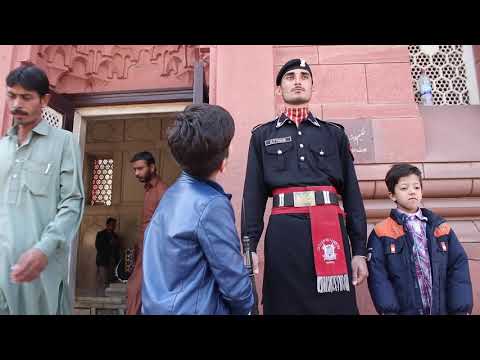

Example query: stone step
[76,295,124,304]
[74,295,126,315]
[105,289,126,297]
[109,282,127,289]
[105,283,127,297]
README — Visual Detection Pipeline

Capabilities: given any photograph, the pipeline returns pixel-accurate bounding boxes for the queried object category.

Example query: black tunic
[241,112,367,314]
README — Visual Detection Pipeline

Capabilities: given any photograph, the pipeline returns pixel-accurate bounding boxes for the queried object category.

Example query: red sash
[272,186,350,293]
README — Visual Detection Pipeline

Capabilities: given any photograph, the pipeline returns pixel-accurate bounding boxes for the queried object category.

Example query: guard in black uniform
[241,59,368,314]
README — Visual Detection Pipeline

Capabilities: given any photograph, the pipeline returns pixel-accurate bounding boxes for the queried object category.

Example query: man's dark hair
[106,217,116,225]
[167,104,235,179]
[130,151,155,166]
[385,163,423,194]
[6,64,50,97]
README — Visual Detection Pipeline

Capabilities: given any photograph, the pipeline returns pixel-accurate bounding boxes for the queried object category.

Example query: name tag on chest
[264,136,292,147]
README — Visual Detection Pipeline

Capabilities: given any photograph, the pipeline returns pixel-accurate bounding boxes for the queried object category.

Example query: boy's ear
[388,192,397,203]
[219,157,228,173]
[219,145,232,173]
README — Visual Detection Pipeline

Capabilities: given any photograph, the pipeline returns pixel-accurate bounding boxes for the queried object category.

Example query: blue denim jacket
[142,171,254,315]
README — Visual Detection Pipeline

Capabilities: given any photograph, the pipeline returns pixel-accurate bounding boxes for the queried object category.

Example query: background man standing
[95,217,120,294]
[126,151,167,314]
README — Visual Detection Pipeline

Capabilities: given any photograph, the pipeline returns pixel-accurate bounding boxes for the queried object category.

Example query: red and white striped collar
[276,108,320,128]
[284,107,309,127]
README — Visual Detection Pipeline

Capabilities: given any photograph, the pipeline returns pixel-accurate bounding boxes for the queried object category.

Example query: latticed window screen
[90,159,113,206]
[42,106,63,128]
[125,249,135,273]
[409,45,470,105]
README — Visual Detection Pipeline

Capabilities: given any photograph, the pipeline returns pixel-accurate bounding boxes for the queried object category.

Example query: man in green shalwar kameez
[0,64,84,315]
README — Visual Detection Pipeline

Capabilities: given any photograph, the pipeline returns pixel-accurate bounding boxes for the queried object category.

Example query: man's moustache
[11,109,29,116]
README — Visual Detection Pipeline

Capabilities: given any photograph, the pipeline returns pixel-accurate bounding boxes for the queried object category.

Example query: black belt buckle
[293,191,316,207]
[274,190,338,207]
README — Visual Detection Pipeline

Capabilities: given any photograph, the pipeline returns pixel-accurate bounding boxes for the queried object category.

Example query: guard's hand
[244,252,259,274]
[351,255,368,286]
[10,248,48,283]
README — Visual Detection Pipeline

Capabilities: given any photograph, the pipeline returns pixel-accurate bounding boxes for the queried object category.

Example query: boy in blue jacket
[142,104,254,315]
[367,163,473,315]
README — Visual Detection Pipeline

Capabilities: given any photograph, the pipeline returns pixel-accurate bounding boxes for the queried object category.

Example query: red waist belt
[272,186,350,293]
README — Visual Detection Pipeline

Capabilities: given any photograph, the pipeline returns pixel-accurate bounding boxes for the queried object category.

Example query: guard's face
[7,84,49,126]
[278,69,313,105]
[389,174,423,214]
[132,160,155,183]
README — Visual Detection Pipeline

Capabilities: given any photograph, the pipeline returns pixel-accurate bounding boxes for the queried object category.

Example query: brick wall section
[273,45,417,119]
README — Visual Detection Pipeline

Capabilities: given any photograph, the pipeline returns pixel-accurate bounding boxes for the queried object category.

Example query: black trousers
[262,213,359,315]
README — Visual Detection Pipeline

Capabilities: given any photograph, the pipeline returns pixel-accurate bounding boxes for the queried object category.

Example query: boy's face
[389,174,423,214]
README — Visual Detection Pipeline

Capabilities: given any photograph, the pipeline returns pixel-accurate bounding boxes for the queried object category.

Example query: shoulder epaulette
[251,123,266,133]
[251,118,277,133]
[325,121,345,131]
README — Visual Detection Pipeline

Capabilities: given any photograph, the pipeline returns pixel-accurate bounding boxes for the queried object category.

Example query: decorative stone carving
[36,45,208,93]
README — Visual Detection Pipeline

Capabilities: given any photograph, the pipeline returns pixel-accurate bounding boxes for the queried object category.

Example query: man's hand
[10,248,48,283]
[244,252,259,274]
[351,255,368,286]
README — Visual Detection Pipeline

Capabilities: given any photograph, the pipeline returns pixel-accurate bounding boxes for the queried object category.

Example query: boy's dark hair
[106,217,116,225]
[385,163,423,194]
[6,64,50,97]
[167,104,235,179]
[130,151,155,166]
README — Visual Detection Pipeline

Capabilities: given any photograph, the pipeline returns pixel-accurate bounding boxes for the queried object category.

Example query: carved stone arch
[151,46,164,63]
[96,58,111,80]
[165,56,182,76]
[111,54,124,79]
[138,48,152,65]
[71,56,89,77]
[41,45,59,63]
[53,47,66,67]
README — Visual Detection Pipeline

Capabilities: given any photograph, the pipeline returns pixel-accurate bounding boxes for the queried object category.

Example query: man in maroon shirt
[126,151,167,315]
